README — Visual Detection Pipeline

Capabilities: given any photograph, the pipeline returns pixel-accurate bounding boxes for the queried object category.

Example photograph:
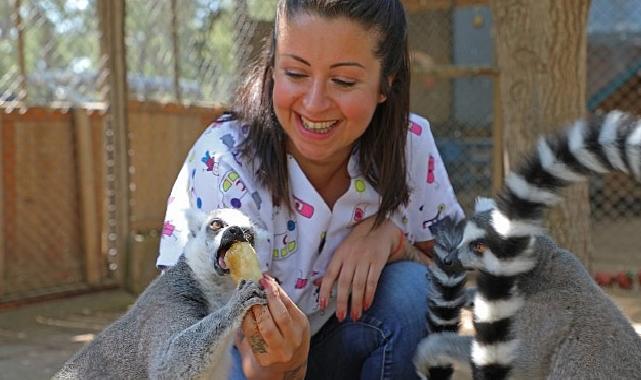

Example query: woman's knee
[369,261,430,320]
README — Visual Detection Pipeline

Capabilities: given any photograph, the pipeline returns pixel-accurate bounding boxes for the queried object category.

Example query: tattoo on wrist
[282,362,307,380]
[248,334,268,354]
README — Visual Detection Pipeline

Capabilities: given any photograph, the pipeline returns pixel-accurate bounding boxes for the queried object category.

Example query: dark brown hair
[234,0,411,226]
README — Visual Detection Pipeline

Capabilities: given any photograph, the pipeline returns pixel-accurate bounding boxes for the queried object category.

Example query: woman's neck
[290,148,351,210]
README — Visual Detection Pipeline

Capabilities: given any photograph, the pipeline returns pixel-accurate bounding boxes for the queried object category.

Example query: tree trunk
[489,0,593,268]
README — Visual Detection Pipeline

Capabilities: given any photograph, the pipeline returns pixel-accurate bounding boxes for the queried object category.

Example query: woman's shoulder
[192,113,249,158]
[406,112,438,148]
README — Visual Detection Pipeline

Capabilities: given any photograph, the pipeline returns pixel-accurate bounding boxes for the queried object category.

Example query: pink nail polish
[320,298,327,310]
[337,311,346,322]
[352,311,361,321]
[363,300,370,311]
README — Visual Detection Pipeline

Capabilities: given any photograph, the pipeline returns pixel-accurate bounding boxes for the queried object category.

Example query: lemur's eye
[470,240,488,255]
[209,218,225,231]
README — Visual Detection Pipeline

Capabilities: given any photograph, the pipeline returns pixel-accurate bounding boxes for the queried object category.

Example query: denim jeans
[229,261,430,380]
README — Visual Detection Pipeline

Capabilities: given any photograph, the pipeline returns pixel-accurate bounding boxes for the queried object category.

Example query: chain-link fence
[0,0,104,107]
[407,4,495,212]
[586,0,641,276]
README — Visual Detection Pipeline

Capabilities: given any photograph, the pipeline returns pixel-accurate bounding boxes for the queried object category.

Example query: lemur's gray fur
[54,208,267,379]
[414,111,641,379]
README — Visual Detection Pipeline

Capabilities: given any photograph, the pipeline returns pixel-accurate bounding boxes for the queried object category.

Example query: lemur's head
[430,216,465,275]
[185,208,257,277]
[450,197,539,276]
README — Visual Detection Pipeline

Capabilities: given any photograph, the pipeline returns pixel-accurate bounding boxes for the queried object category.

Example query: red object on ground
[615,272,633,290]
[594,272,613,287]
[637,270,641,286]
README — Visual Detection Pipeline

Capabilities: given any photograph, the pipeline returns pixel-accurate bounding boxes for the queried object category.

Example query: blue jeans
[229,261,430,380]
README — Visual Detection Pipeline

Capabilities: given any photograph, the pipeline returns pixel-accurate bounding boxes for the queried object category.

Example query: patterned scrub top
[157,113,463,334]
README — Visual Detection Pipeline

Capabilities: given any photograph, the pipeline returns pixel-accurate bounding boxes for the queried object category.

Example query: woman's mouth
[300,115,338,134]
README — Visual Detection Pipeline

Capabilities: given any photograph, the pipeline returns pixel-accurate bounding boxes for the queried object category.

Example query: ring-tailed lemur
[424,217,473,380]
[54,208,268,379]
[414,111,641,379]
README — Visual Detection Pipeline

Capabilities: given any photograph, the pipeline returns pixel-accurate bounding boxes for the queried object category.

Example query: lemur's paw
[414,334,451,376]
[236,279,267,311]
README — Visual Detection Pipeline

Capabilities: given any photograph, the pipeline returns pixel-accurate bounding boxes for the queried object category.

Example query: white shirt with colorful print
[157,113,463,335]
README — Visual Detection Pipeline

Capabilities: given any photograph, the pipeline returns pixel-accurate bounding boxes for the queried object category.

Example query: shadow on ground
[0,286,640,380]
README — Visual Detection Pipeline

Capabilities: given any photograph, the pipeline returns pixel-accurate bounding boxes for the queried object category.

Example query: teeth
[301,116,337,133]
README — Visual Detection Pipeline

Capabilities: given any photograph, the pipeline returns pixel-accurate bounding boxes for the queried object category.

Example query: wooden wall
[0,101,223,302]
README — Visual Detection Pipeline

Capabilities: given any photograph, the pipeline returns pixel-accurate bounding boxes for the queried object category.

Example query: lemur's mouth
[215,240,247,274]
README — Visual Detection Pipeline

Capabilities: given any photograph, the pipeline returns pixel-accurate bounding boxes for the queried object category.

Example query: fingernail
[352,311,361,321]
[363,300,370,311]
[337,311,346,322]
[320,298,327,310]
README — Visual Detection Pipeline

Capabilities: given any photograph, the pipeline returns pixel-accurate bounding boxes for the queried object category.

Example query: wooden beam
[170,0,181,102]
[403,0,488,12]
[491,75,504,195]
[98,0,130,285]
[413,64,498,78]
[73,109,101,286]
[14,0,28,102]
[0,112,5,295]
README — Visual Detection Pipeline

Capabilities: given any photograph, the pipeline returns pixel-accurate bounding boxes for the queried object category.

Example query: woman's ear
[378,75,395,103]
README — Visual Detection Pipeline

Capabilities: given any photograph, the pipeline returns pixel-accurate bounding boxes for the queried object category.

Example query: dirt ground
[0,287,639,380]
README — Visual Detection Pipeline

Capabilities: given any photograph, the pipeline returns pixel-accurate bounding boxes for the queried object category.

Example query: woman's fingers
[349,263,370,321]
[363,260,384,311]
[318,258,341,311]
[334,260,355,322]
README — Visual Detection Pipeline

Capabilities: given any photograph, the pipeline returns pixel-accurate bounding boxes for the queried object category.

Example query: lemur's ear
[185,208,207,238]
[474,197,496,213]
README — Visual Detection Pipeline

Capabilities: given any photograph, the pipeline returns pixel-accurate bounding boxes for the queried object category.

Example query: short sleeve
[157,118,271,268]
[403,114,464,243]
[157,131,222,267]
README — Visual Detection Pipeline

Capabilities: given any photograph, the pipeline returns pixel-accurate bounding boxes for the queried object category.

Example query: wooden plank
[170,0,181,102]
[14,0,28,102]
[98,0,129,285]
[413,64,498,78]
[7,118,84,295]
[0,114,5,295]
[127,99,225,115]
[491,76,504,195]
[73,109,101,286]
[403,0,488,12]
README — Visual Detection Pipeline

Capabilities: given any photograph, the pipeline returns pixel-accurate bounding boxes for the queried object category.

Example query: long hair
[234,0,411,226]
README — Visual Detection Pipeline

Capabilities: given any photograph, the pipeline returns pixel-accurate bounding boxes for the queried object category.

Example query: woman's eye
[470,241,487,255]
[332,78,356,87]
[209,219,225,231]
[284,70,306,79]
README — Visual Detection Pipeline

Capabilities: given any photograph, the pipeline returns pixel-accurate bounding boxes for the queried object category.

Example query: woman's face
[272,13,386,165]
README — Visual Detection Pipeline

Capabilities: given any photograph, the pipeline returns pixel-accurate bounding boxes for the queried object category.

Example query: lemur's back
[512,236,641,379]
[57,260,212,379]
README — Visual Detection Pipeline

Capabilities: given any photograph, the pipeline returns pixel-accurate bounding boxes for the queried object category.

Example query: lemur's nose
[443,257,452,266]
[226,226,245,241]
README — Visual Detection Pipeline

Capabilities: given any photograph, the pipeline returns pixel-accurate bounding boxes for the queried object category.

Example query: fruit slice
[224,242,262,283]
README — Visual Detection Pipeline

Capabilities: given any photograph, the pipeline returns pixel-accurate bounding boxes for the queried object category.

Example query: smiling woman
[156,1,464,379]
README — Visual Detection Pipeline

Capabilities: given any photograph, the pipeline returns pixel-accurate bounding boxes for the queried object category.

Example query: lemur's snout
[225,226,245,241]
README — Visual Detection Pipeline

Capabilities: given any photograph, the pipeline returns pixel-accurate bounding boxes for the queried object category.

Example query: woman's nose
[303,79,330,112]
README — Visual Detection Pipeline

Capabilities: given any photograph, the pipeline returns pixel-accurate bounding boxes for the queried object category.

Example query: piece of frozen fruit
[224,242,262,283]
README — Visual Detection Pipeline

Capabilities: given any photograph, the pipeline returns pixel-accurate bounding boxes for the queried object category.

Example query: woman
[158,0,463,378]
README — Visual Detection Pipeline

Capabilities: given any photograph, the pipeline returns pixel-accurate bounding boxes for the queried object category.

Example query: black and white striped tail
[471,110,641,379]
[427,217,468,379]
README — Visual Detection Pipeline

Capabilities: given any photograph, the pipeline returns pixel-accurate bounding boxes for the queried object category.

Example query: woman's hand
[318,216,403,323]
[237,276,310,380]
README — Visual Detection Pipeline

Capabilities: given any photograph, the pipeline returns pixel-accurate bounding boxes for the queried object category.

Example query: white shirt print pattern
[157,113,463,334]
